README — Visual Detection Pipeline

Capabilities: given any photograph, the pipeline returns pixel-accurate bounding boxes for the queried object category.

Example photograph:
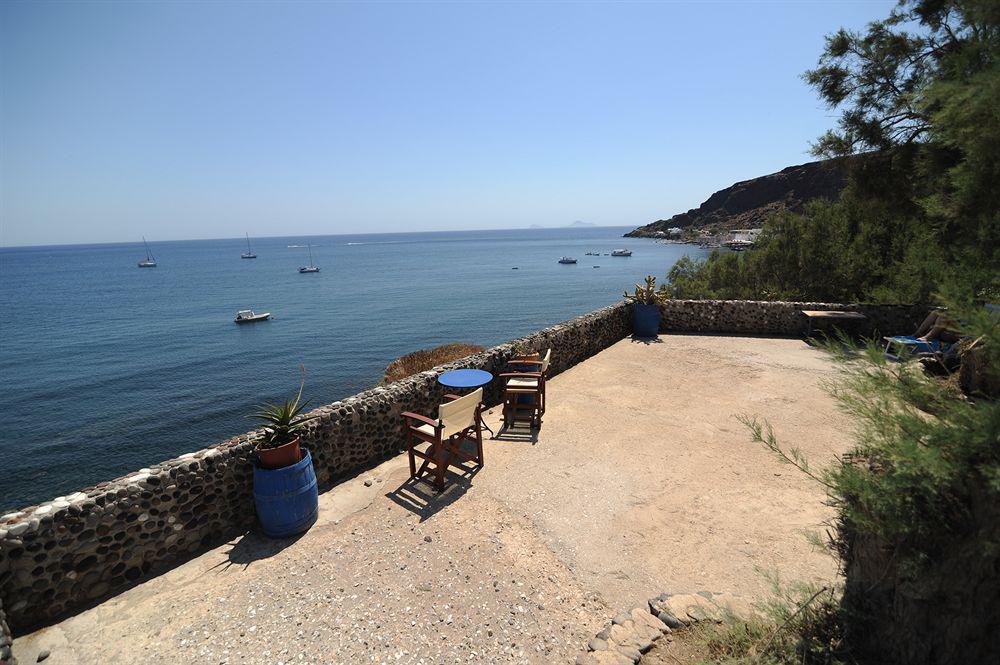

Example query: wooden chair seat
[412,423,438,438]
[506,377,540,390]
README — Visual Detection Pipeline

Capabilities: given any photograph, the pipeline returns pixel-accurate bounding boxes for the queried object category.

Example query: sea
[0,227,710,511]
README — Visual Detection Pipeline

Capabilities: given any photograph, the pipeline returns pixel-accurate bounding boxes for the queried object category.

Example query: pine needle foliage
[665,0,1000,305]
[820,301,1000,576]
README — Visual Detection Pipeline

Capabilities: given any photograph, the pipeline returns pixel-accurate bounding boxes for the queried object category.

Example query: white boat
[558,257,578,264]
[611,248,632,256]
[241,232,257,259]
[235,309,271,323]
[298,244,320,273]
[138,237,157,267]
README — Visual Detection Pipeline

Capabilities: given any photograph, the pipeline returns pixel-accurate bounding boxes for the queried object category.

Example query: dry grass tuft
[383,343,485,384]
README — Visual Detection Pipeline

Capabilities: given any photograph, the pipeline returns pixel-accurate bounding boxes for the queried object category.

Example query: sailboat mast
[246,232,251,253]
[308,244,314,267]
[143,236,153,260]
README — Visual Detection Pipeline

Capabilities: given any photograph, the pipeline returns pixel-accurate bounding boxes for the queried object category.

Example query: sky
[0,0,897,247]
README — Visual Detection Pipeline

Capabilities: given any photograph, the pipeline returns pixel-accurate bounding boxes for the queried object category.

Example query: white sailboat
[298,244,320,273]
[241,232,257,259]
[138,237,157,268]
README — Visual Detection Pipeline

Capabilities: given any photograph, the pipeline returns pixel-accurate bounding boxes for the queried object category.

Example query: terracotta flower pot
[254,436,302,470]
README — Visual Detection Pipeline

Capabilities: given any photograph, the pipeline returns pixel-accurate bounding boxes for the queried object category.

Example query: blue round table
[438,369,493,389]
[437,369,495,436]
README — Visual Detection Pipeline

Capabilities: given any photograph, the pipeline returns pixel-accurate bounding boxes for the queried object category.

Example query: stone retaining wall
[0,298,926,634]
[659,299,925,337]
[841,481,1000,664]
[0,598,15,665]
[0,302,632,631]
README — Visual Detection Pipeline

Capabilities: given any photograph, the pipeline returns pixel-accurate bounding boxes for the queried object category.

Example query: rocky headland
[625,158,849,238]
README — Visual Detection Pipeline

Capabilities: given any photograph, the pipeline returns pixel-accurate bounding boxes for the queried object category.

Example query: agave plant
[623,275,668,306]
[251,367,316,449]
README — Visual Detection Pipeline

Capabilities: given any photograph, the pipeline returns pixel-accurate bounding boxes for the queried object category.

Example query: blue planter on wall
[633,303,662,337]
[253,448,319,538]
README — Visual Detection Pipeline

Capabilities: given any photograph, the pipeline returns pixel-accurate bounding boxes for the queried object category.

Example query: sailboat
[298,244,320,273]
[241,232,257,259]
[138,237,157,268]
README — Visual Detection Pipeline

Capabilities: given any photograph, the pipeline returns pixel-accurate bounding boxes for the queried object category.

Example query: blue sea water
[0,227,709,511]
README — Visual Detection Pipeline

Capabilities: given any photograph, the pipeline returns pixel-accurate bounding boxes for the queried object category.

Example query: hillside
[625,158,848,238]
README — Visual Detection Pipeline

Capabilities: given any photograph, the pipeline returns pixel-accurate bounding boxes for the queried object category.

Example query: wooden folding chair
[401,388,485,490]
[500,348,551,429]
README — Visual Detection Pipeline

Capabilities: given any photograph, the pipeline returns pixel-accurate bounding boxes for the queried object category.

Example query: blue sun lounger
[883,336,955,361]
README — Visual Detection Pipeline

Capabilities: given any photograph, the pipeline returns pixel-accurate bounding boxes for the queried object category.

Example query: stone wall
[0,302,631,631]
[841,481,1000,664]
[0,598,15,665]
[658,299,925,337]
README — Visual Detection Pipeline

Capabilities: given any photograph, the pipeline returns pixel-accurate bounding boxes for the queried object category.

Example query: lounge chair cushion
[884,336,954,358]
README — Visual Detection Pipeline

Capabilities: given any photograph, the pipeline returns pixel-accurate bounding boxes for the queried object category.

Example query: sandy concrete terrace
[14,334,852,664]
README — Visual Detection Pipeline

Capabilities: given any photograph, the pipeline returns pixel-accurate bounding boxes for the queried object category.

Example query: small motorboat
[558,257,578,264]
[611,248,632,256]
[235,309,271,323]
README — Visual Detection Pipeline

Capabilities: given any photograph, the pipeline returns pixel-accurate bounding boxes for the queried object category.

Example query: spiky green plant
[251,366,316,449]
[623,275,668,306]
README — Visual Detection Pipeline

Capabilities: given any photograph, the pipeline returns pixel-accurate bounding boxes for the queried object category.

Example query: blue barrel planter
[253,448,318,538]
[632,303,662,337]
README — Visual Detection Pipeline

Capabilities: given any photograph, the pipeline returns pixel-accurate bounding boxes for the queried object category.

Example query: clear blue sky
[1,1,895,247]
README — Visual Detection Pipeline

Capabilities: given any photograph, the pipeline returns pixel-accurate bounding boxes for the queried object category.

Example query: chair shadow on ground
[210,528,307,572]
[629,334,664,345]
[385,463,480,522]
[385,433,485,521]
[491,422,540,445]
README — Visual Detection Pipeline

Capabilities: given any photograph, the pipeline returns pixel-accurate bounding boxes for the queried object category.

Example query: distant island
[529,220,596,229]
[624,158,848,238]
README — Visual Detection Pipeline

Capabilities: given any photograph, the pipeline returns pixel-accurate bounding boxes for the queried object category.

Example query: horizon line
[0,224,633,250]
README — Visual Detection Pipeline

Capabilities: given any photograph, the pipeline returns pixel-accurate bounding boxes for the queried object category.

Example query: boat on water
[235,309,271,323]
[558,257,578,264]
[298,244,320,273]
[138,237,157,268]
[241,232,257,259]
[611,248,632,256]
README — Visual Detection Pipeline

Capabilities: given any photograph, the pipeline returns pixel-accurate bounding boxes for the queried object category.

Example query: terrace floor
[14,334,852,664]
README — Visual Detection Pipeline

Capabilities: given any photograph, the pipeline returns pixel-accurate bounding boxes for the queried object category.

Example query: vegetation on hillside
[667,0,1000,304]
[382,343,485,383]
[702,296,999,664]
[661,3,1000,661]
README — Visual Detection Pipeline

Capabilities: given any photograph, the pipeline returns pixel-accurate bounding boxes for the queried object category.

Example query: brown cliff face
[625,158,848,237]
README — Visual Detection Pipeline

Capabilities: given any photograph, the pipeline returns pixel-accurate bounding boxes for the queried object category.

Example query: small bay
[0,226,709,510]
